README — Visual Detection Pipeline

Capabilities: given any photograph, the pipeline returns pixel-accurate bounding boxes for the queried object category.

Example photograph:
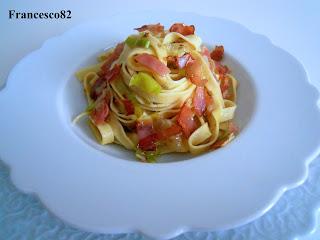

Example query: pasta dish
[75,23,238,162]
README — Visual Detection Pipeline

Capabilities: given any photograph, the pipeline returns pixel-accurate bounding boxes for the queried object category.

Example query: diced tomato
[134,23,164,34]
[136,119,183,151]
[177,104,198,137]
[136,119,154,140]
[166,56,178,69]
[169,23,195,35]
[193,87,206,117]
[104,64,121,82]
[113,42,124,56]
[90,77,105,100]
[156,124,182,139]
[92,64,121,100]
[167,53,192,69]
[228,121,239,134]
[90,99,109,125]
[138,133,157,151]
[136,119,158,151]
[220,75,231,98]
[220,75,230,93]
[164,124,182,138]
[214,61,230,76]
[122,99,134,115]
[201,46,211,58]
[215,61,230,99]
[211,122,238,150]
[186,59,207,86]
[134,53,170,76]
[211,138,226,150]
[101,43,124,72]
[210,45,224,61]
[222,90,230,99]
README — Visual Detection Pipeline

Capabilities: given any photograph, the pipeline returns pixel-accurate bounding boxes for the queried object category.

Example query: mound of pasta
[75,23,238,162]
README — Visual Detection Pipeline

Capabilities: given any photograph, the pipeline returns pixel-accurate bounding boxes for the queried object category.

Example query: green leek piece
[136,149,158,163]
[125,36,137,48]
[129,72,162,94]
[136,38,150,48]
[125,36,150,48]
[145,151,158,163]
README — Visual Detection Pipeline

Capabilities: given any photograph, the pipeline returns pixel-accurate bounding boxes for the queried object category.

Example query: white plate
[0,10,320,239]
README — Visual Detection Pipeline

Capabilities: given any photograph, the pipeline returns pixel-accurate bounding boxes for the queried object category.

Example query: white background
[0,0,319,239]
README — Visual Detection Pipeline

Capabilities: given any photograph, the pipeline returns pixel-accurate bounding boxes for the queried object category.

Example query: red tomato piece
[156,124,182,139]
[105,64,121,82]
[177,104,198,137]
[138,133,158,151]
[220,75,230,93]
[210,45,224,61]
[186,59,207,86]
[167,53,192,69]
[134,23,164,34]
[90,99,109,125]
[214,61,230,76]
[136,119,154,140]
[101,43,124,72]
[90,77,105,100]
[220,75,231,99]
[122,99,134,115]
[135,53,170,76]
[211,138,226,150]
[166,56,178,69]
[228,121,239,134]
[193,87,206,117]
[201,46,211,58]
[169,23,195,35]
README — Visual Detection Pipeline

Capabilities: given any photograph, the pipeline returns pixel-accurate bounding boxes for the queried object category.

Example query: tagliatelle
[74,23,239,162]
